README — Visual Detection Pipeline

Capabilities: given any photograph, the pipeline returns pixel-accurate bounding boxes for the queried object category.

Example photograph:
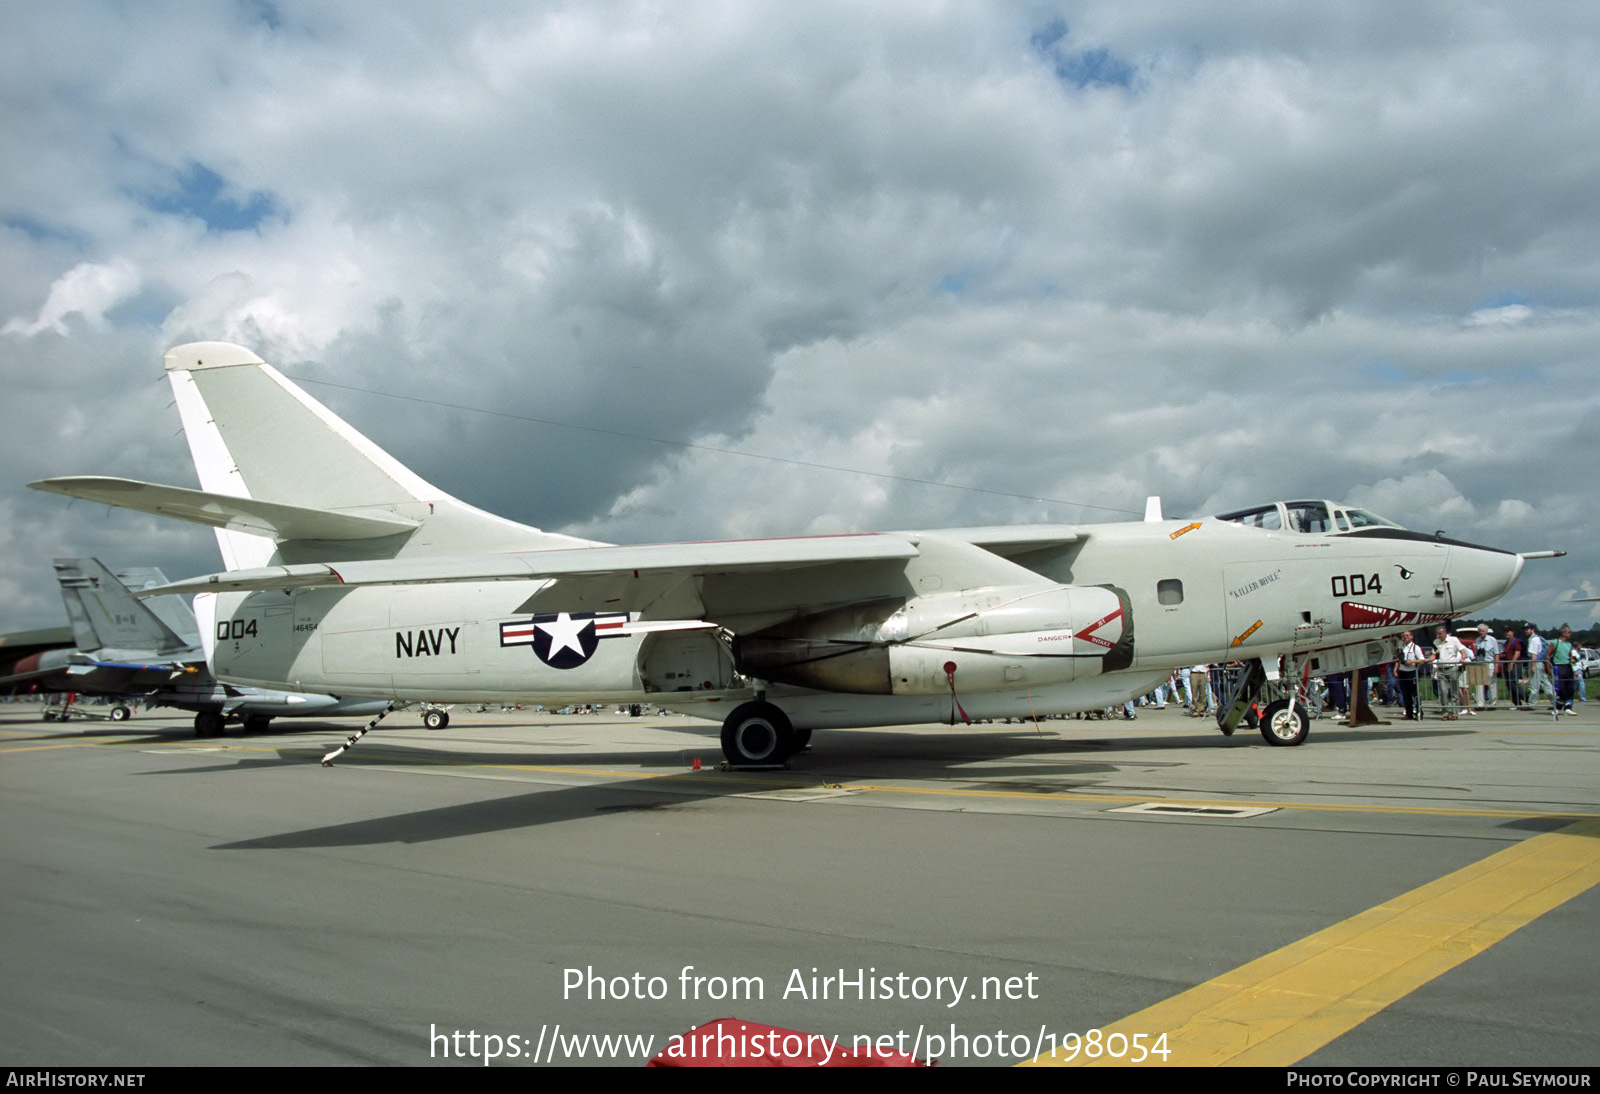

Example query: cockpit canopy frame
[1213,499,1403,535]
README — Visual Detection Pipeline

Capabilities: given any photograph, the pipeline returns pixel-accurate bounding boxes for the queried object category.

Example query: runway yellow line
[1024,817,1600,1067]
[0,738,137,754]
[843,782,1600,821]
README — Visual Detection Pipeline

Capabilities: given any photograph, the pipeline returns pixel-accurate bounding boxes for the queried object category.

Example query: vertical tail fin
[53,559,193,656]
[159,343,598,568]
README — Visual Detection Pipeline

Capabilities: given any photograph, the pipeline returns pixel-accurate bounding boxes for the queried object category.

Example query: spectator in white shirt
[1433,626,1469,719]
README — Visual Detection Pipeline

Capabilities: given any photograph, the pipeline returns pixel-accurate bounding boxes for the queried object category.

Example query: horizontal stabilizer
[137,533,923,596]
[30,477,419,542]
[0,665,67,687]
[0,626,74,652]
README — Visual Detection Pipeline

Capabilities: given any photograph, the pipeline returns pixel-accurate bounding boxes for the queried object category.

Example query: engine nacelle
[733,584,1131,695]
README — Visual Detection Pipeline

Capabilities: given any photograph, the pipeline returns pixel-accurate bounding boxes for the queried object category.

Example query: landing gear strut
[1216,660,1268,738]
[1215,657,1313,746]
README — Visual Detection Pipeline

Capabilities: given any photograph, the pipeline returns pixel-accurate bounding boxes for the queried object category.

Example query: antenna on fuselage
[1143,496,1164,522]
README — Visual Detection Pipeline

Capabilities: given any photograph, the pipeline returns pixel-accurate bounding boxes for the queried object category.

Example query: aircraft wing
[932,526,1085,557]
[135,533,925,597]
[29,477,419,541]
[0,659,192,690]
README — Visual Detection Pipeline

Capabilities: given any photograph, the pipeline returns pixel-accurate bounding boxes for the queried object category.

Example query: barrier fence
[1323,659,1587,714]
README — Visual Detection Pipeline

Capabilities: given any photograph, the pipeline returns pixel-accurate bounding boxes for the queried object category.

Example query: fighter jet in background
[31,343,1551,764]
[0,558,399,734]
[0,625,75,687]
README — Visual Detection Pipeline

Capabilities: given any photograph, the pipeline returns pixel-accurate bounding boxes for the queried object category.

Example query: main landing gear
[193,710,275,736]
[193,709,226,737]
[719,701,810,766]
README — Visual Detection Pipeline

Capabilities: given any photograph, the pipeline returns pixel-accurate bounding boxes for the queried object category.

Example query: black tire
[1260,699,1310,746]
[791,727,813,753]
[194,710,226,738]
[423,709,449,730]
[242,715,271,734]
[720,701,794,765]
[110,705,131,722]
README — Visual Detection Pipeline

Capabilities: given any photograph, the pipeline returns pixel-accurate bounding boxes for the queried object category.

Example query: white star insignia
[538,612,589,658]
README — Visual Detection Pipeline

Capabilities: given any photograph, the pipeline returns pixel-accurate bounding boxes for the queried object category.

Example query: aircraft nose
[1449,545,1524,613]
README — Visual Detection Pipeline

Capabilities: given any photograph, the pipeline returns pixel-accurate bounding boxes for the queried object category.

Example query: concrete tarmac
[1,698,1596,1067]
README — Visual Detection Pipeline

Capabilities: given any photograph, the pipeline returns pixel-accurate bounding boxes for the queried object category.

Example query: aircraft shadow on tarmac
[212,781,731,850]
[145,722,1470,780]
[189,719,1473,851]
[0,717,367,746]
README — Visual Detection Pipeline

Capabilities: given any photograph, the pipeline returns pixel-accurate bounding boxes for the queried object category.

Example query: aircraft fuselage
[202,516,1521,730]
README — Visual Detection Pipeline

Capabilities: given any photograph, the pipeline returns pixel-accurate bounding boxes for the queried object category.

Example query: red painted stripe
[1075,607,1124,648]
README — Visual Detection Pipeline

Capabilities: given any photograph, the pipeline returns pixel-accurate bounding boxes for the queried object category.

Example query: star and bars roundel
[500,611,630,669]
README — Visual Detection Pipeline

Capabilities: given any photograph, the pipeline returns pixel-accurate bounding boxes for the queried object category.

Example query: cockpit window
[1216,499,1400,535]
[1343,508,1402,530]
[1284,501,1331,534]
[1215,504,1281,530]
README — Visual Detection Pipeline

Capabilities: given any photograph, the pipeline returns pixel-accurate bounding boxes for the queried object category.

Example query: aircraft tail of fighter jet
[33,342,597,572]
[53,558,194,656]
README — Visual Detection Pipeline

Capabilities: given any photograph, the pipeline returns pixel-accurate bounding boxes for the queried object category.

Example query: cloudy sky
[3,1,1597,632]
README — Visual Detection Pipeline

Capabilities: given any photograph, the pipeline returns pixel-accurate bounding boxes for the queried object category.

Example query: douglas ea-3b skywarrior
[30,342,1554,766]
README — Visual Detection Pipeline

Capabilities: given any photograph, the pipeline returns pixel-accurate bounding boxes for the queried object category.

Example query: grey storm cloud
[2,1,1597,631]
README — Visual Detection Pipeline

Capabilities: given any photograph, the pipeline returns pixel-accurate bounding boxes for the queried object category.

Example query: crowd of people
[1115,624,1587,722]
[1393,622,1586,720]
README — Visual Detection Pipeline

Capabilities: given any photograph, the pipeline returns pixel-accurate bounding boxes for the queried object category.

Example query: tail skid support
[321,702,403,767]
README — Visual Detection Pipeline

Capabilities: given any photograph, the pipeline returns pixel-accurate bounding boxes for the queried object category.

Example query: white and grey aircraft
[31,342,1548,765]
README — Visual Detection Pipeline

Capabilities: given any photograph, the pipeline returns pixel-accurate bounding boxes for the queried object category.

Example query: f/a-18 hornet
[32,342,1550,765]
[0,557,396,733]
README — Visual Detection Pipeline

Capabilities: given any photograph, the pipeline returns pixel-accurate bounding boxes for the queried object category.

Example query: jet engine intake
[733,585,1128,695]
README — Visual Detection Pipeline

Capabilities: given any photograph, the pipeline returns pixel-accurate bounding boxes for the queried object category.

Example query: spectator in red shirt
[1499,627,1524,706]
